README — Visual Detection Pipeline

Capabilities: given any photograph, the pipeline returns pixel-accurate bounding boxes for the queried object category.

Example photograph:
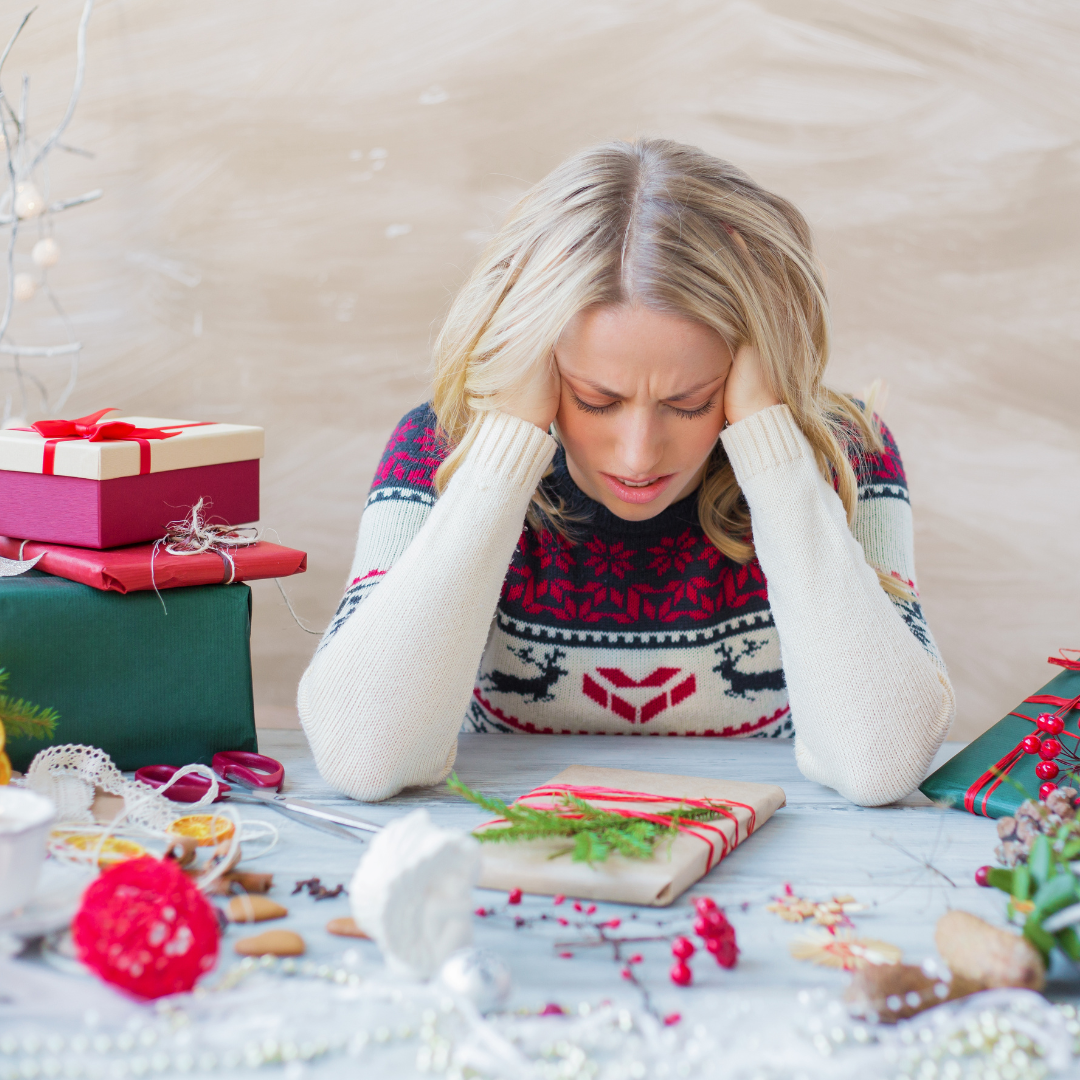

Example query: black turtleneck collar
[541,445,704,540]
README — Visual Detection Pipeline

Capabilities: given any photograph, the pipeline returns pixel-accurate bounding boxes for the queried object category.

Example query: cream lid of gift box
[0,416,264,480]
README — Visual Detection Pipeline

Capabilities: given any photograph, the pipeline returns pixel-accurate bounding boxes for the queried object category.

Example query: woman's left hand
[723,343,781,427]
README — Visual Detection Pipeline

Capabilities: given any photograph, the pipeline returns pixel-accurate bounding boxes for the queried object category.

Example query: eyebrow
[572,376,722,402]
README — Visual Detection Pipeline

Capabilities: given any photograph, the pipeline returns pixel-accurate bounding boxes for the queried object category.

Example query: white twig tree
[0,0,101,423]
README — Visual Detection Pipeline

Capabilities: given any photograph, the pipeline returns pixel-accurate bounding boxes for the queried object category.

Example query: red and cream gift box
[0,409,262,549]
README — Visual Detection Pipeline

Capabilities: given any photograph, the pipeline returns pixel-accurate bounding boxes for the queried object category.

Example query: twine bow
[151,498,259,609]
[964,650,1080,815]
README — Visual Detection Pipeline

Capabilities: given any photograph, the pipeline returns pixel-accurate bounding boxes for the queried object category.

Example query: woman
[298,138,954,805]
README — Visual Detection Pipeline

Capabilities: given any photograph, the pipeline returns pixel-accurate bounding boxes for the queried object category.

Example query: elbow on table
[795,671,956,808]
[297,690,456,803]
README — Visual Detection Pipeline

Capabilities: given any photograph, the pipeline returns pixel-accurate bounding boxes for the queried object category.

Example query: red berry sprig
[692,896,739,968]
[1020,712,1080,785]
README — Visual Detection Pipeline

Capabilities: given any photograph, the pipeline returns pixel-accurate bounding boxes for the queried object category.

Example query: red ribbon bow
[964,650,1080,815]
[26,408,201,475]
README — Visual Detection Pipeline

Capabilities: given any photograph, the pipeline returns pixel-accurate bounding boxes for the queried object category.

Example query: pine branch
[447,774,729,865]
[0,669,59,740]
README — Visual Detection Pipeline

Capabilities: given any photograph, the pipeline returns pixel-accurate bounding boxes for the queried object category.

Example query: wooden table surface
[236,731,1020,999]
[8,731,1080,1080]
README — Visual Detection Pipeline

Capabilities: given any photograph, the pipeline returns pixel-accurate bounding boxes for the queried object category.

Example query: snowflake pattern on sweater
[329,403,939,739]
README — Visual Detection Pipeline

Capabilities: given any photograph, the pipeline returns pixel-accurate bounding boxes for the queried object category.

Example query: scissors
[134,751,283,803]
[134,751,380,841]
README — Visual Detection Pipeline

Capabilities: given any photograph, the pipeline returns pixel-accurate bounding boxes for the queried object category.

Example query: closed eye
[663,398,717,419]
[570,389,619,415]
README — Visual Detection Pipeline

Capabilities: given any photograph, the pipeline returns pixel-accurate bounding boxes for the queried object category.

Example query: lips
[598,472,677,505]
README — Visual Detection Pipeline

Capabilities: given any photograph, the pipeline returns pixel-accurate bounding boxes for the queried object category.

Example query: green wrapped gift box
[1,570,256,772]
[920,658,1080,818]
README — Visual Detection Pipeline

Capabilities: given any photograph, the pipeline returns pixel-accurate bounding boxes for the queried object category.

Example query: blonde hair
[432,138,907,597]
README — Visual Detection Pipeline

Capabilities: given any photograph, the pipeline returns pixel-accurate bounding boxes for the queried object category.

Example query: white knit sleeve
[297,411,556,802]
[720,405,954,806]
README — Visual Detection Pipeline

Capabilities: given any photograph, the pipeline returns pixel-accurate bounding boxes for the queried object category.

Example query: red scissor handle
[134,764,231,803]
[212,751,284,791]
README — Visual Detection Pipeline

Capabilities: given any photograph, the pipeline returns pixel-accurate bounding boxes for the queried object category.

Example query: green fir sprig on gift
[0,668,59,741]
[447,774,729,864]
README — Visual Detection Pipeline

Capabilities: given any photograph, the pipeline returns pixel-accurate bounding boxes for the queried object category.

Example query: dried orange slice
[51,830,146,866]
[167,814,235,847]
[0,750,10,786]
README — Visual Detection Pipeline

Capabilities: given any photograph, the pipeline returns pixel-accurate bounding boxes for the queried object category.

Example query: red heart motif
[582,667,696,724]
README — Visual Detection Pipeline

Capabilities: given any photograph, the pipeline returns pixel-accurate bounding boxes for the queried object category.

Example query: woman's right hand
[500,352,562,432]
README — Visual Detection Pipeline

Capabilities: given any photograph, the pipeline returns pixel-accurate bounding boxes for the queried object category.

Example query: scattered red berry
[507,888,523,905]
[694,896,717,914]
[628,954,643,964]
[573,901,583,912]
[1036,760,1060,781]
[553,895,565,906]
[1038,713,1065,736]
[671,936,696,960]
[663,1013,682,1026]
[1039,738,1063,761]
[586,904,597,915]
[558,952,573,959]
[557,918,568,926]
[474,907,488,917]
[1022,734,1043,755]
[1041,782,1060,801]
[669,960,692,986]
[620,967,632,980]
[540,1003,565,1016]
[975,865,991,887]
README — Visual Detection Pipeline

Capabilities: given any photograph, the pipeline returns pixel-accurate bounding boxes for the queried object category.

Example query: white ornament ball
[349,808,480,980]
[439,948,511,1013]
[14,182,46,220]
[31,238,60,268]
[13,273,36,302]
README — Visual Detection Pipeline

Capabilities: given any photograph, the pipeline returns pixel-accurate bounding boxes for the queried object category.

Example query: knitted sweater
[297,404,954,805]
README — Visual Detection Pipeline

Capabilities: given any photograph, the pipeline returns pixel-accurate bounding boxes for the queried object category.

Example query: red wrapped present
[0,408,262,548]
[0,536,306,594]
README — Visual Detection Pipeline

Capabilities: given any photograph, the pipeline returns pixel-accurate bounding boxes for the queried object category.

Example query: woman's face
[554,304,733,521]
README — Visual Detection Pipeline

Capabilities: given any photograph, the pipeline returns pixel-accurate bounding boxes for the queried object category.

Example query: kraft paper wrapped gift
[920,656,1080,818]
[475,765,786,906]
[0,536,307,594]
[0,570,257,772]
[0,410,262,549]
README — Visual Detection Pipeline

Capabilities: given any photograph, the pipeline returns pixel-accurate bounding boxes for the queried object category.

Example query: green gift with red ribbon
[920,652,1080,818]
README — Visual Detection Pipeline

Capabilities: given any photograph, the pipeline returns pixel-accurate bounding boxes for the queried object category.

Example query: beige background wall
[5,0,1078,741]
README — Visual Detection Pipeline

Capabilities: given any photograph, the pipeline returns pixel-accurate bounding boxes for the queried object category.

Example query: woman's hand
[501,352,562,432]
[723,343,781,427]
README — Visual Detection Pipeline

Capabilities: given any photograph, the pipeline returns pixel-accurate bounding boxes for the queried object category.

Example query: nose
[614,407,665,478]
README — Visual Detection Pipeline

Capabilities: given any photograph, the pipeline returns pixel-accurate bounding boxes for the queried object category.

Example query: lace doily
[20,744,276,891]
[24,743,223,831]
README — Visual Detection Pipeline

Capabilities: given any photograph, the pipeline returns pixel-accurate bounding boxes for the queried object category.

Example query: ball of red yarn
[71,855,219,999]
